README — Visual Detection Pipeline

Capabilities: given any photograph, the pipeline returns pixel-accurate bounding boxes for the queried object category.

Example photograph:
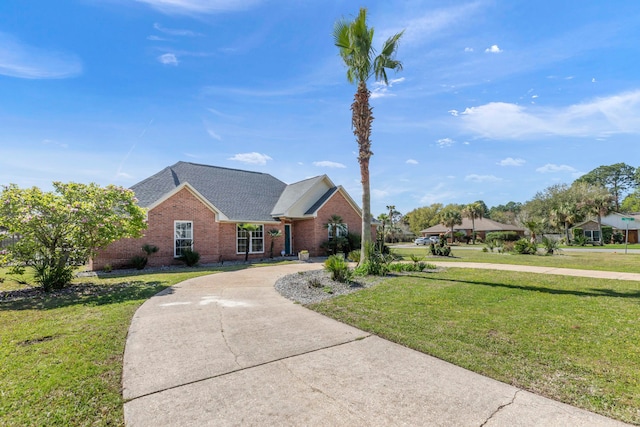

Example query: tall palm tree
[334,8,404,262]
[440,210,462,244]
[462,202,485,244]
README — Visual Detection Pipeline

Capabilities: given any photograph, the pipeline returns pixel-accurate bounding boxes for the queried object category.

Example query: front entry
[284,224,291,255]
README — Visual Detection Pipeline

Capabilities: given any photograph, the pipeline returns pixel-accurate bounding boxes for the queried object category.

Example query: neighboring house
[420,218,524,241]
[91,161,366,270]
[571,212,640,244]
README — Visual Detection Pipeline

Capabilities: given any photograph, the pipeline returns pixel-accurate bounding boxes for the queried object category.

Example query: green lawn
[392,247,640,273]
[310,268,640,425]
[0,263,276,426]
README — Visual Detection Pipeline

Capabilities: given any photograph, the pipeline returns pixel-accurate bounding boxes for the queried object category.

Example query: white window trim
[236,224,265,254]
[174,220,193,258]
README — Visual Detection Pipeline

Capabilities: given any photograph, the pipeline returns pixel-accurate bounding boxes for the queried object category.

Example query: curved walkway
[123,262,633,426]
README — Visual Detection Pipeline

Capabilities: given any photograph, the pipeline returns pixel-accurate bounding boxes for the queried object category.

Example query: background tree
[462,201,485,244]
[376,213,389,248]
[621,189,640,213]
[334,8,404,262]
[404,203,443,235]
[0,182,146,290]
[267,228,282,258]
[487,201,522,225]
[238,223,260,262]
[575,183,614,245]
[438,207,463,244]
[574,163,636,211]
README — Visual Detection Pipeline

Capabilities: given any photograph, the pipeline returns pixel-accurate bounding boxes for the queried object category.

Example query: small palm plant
[267,229,282,258]
[238,223,260,262]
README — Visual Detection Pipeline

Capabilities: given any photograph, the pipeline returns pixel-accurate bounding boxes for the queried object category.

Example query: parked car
[428,236,440,244]
[414,237,430,245]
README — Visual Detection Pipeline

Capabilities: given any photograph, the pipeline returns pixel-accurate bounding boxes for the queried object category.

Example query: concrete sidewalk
[122,262,632,426]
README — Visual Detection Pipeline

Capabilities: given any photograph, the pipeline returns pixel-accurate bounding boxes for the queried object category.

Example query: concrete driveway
[122,262,630,426]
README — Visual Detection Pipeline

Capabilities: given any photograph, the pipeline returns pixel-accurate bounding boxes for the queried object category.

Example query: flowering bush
[0,182,147,290]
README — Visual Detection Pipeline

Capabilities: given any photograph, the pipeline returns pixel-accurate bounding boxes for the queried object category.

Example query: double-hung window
[174,221,193,257]
[237,224,264,254]
[328,224,348,240]
[584,229,600,242]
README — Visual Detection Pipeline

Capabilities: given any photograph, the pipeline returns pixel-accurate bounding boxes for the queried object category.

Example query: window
[584,230,600,242]
[237,224,264,254]
[328,224,348,240]
[174,221,193,257]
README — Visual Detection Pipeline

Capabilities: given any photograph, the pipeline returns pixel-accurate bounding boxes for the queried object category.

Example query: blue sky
[2,1,640,217]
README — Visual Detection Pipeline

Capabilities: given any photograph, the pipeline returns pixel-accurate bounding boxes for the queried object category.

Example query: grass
[392,247,640,273]
[0,262,288,426]
[309,268,640,425]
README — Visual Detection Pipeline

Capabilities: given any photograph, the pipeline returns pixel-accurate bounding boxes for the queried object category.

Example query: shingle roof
[271,176,325,216]
[131,161,287,222]
[421,217,523,233]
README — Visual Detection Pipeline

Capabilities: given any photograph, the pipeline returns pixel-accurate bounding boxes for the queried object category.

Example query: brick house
[420,217,524,241]
[90,161,366,270]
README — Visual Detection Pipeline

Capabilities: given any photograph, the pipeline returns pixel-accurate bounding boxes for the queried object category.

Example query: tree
[323,214,347,255]
[0,182,146,290]
[376,212,390,248]
[550,201,579,244]
[462,201,485,244]
[334,8,404,262]
[438,207,462,244]
[238,223,260,262]
[575,163,636,211]
[575,183,614,245]
[621,189,640,213]
[404,204,443,235]
[267,228,282,258]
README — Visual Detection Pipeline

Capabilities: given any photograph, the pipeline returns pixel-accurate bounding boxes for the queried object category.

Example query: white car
[414,237,430,245]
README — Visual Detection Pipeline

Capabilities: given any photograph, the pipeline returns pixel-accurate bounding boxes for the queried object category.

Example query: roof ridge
[173,161,282,180]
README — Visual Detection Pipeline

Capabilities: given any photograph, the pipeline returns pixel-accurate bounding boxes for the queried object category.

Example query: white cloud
[206,128,221,141]
[371,77,406,99]
[158,53,178,65]
[153,23,199,37]
[381,2,483,47]
[406,159,419,165]
[536,164,577,173]
[229,152,272,165]
[436,138,455,148]
[42,139,69,149]
[458,90,640,139]
[147,35,168,41]
[313,161,346,169]
[464,47,474,52]
[498,157,525,166]
[138,0,262,15]
[0,32,82,79]
[485,44,503,53]
[448,109,459,117]
[592,77,597,83]
[465,174,502,183]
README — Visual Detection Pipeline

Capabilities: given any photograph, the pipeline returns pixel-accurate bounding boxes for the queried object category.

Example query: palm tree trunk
[597,213,603,246]
[352,80,373,263]
[471,216,476,244]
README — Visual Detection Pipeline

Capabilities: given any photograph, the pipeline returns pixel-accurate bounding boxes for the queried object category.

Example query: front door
[284,224,291,255]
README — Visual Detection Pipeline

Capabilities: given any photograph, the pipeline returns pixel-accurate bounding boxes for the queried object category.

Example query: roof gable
[131,162,287,222]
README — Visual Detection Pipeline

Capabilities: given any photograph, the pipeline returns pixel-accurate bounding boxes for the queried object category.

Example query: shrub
[32,258,74,292]
[485,231,520,243]
[324,254,351,283]
[103,264,113,273]
[513,238,537,255]
[356,242,392,276]
[602,226,613,244]
[142,244,159,256]
[612,231,624,244]
[131,255,148,270]
[574,234,588,246]
[348,250,361,263]
[572,228,583,244]
[541,237,561,255]
[179,249,200,267]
